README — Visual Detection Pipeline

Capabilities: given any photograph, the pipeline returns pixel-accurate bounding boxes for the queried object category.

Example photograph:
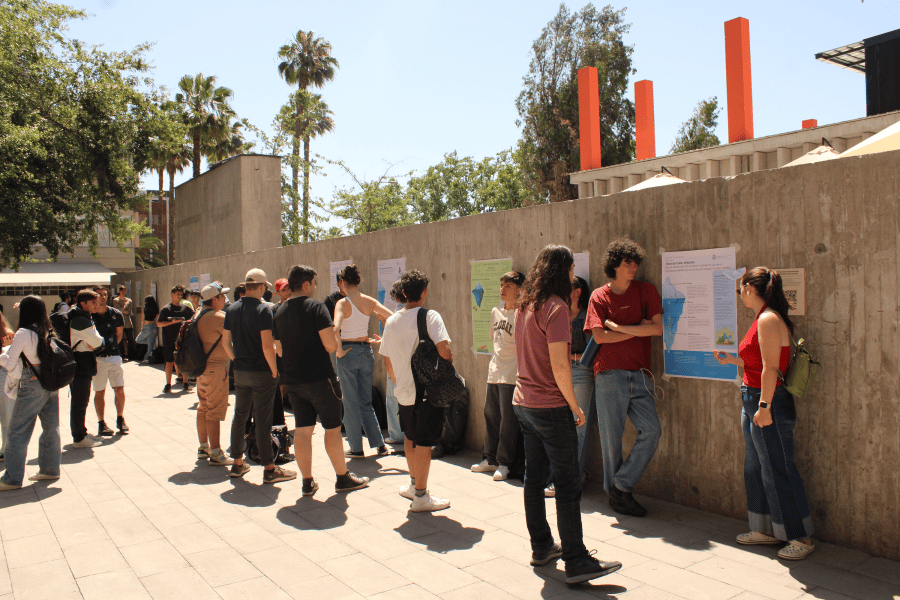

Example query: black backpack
[49,311,72,346]
[410,309,466,408]
[22,332,77,391]
[173,308,221,379]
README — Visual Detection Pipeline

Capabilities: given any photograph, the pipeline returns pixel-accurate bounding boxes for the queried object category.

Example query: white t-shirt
[379,307,450,406]
[487,304,517,384]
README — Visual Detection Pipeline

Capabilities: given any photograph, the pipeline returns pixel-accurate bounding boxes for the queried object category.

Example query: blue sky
[68,0,891,230]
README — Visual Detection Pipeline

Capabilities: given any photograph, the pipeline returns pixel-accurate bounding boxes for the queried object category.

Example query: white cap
[244,268,271,287]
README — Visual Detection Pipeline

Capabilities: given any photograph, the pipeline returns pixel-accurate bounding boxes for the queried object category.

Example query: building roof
[815,41,865,73]
[0,262,115,286]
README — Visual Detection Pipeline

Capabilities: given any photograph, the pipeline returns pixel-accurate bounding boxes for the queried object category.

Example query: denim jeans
[742,384,814,541]
[230,370,277,466]
[595,369,661,493]
[572,361,596,480]
[384,376,404,442]
[136,323,157,361]
[514,404,589,565]
[482,383,519,466]
[1,366,61,486]
[0,369,15,455]
[336,344,384,453]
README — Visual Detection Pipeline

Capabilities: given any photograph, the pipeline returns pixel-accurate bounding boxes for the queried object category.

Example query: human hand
[572,406,586,427]
[336,346,351,359]
[1,333,13,346]
[368,334,382,344]
[753,407,772,427]
[604,319,620,332]
[713,351,734,365]
[271,370,278,380]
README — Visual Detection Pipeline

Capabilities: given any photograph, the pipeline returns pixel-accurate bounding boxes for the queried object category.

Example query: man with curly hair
[585,238,663,518]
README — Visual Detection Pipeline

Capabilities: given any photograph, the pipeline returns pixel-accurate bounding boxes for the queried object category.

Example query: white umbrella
[624,171,685,192]
[783,144,840,167]
[842,119,900,158]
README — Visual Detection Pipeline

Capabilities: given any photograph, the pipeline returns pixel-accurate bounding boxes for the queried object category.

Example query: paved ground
[0,360,898,600]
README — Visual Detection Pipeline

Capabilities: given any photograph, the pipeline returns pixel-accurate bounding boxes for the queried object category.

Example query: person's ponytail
[763,270,794,336]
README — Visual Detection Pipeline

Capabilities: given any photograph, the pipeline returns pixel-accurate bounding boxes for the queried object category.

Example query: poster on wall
[774,268,805,316]
[661,247,743,381]
[200,273,211,290]
[330,259,353,294]
[126,281,132,300]
[150,283,157,304]
[135,282,142,308]
[189,276,200,292]
[377,258,406,313]
[471,258,512,355]
[574,252,590,287]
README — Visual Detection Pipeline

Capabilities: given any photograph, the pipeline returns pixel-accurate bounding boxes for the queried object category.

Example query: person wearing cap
[223,268,296,484]
[274,279,291,305]
[195,282,234,466]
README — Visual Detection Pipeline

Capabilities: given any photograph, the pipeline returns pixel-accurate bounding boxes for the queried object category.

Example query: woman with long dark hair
[0,311,16,459]
[714,267,814,560]
[513,245,621,585]
[137,295,159,363]
[0,296,62,490]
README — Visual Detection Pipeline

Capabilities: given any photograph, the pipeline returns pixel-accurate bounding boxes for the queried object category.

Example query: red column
[578,67,602,171]
[802,119,817,129]
[724,17,754,143]
[635,80,656,160]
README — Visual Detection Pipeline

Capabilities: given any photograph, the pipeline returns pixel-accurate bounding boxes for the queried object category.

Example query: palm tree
[165,144,192,264]
[277,31,339,242]
[296,93,334,240]
[202,116,255,165]
[174,73,236,178]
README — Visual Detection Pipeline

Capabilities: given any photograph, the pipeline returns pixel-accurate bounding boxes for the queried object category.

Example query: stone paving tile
[381,550,479,594]
[8,557,81,600]
[778,560,900,600]
[63,540,129,578]
[3,532,63,569]
[850,557,900,587]
[463,556,574,599]
[119,539,189,578]
[437,581,521,600]
[185,546,262,587]
[76,567,151,600]
[318,552,412,597]
[687,555,807,600]
[139,566,219,600]
[0,510,52,541]
[214,576,292,600]
[282,574,365,600]
[623,559,744,600]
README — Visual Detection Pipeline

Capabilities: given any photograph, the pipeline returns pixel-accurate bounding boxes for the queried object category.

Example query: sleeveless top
[738,304,791,388]
[340,296,370,340]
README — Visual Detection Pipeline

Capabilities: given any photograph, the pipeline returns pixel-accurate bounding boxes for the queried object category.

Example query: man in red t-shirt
[585,238,663,518]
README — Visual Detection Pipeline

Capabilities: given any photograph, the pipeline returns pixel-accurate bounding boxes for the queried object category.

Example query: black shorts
[163,346,176,363]
[399,398,445,447]
[284,378,343,430]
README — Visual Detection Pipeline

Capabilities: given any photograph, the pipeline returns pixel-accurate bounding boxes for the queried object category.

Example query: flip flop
[736,531,781,545]
[778,540,815,560]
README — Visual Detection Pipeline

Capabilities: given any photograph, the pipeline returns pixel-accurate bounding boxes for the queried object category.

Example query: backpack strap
[416,308,429,343]
[196,307,223,358]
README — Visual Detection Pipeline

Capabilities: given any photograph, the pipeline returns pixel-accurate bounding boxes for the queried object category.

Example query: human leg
[384,376,404,442]
[249,371,278,468]
[230,371,255,465]
[1,375,49,487]
[68,375,92,443]
[336,353,363,453]
[615,371,661,492]
[164,361,174,385]
[741,385,773,536]
[572,362,595,480]
[513,404,555,556]
[294,426,314,479]
[495,383,521,468]
[196,379,210,446]
[354,347,384,450]
[594,370,630,493]
[36,392,61,477]
[0,370,12,454]
[480,383,502,465]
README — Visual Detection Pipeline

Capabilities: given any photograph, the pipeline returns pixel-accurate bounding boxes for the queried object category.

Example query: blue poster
[189,275,199,292]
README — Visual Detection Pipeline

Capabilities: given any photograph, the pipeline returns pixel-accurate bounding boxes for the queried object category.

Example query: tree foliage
[516,3,636,203]
[0,0,166,270]
[670,96,721,154]
[326,160,413,236]
[173,73,237,177]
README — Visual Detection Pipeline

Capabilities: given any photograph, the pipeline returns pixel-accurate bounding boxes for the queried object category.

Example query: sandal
[778,540,815,560]
[736,531,781,545]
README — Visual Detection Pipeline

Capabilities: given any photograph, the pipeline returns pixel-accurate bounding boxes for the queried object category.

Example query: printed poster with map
[377,258,406,313]
[471,258,512,354]
[661,248,744,381]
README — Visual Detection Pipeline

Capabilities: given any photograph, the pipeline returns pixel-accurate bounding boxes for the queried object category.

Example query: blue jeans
[336,344,384,453]
[384,376,404,442]
[136,323,157,360]
[595,369,661,494]
[514,404,589,565]
[0,369,15,454]
[572,361,595,480]
[1,367,61,486]
[742,384,814,541]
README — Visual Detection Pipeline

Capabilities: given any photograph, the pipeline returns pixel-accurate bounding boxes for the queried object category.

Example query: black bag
[49,311,72,346]
[410,309,466,408]
[173,309,221,379]
[244,423,293,464]
[22,334,77,391]
[150,346,165,365]
[432,385,470,456]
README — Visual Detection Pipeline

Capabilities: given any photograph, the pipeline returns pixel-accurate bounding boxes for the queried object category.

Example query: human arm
[367,296,393,324]
[383,356,397,384]
[260,330,278,378]
[753,312,784,427]
[436,340,452,363]
[548,341,584,426]
[604,313,663,337]
[116,326,124,344]
[0,329,31,369]
[713,351,744,367]
[333,298,348,335]
[221,329,236,361]
[318,326,339,354]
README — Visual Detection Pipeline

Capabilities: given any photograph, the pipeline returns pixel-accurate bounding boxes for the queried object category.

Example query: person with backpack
[158,285,194,393]
[0,296,62,490]
[68,289,105,449]
[0,311,15,460]
[90,287,128,436]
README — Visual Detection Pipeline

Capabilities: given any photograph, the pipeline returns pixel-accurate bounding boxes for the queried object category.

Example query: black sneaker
[230,463,251,478]
[98,421,114,437]
[345,450,364,458]
[301,478,319,497]
[609,486,647,517]
[531,543,563,566]
[163,384,172,393]
[116,416,129,435]
[263,465,297,484]
[565,551,622,585]
[375,445,390,457]
[335,472,370,493]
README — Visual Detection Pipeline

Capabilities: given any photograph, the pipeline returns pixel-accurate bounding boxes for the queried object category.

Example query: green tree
[0,0,166,269]
[326,160,413,235]
[516,3,636,203]
[164,144,191,263]
[670,97,721,154]
[202,115,254,164]
[174,73,236,178]
[277,31,339,242]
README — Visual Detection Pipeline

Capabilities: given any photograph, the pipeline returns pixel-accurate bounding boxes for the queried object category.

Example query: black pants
[119,328,135,360]
[69,375,92,442]
[231,371,278,466]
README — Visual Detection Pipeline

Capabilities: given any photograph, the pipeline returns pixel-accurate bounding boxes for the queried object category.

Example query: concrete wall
[173,155,282,264]
[116,150,900,560]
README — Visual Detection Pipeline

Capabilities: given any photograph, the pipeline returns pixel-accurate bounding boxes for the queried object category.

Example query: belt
[341,340,369,345]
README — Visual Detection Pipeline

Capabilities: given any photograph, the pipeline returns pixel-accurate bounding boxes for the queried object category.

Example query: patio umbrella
[783,144,840,167]
[624,171,686,192]
[842,119,900,158]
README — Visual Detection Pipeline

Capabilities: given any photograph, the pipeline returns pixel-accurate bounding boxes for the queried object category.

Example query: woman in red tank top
[714,268,815,560]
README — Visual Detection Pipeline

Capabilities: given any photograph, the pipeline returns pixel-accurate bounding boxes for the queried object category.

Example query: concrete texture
[1,360,897,600]
[117,149,900,560]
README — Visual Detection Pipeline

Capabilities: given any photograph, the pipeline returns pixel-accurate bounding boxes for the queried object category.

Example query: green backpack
[779,338,821,398]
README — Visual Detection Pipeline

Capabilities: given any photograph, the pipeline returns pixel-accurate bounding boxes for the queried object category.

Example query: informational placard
[330,259,353,294]
[189,275,200,291]
[377,258,406,313]
[135,281,142,308]
[126,281,132,300]
[471,258,512,354]
[150,282,157,303]
[661,247,743,381]
[200,273,211,290]
[774,268,805,316]
[574,252,590,287]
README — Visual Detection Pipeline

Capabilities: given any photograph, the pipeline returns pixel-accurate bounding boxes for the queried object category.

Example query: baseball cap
[244,268,271,287]
[274,278,289,292]
[201,282,231,300]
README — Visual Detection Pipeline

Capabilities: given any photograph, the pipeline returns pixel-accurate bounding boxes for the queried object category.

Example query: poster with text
[135,282,142,308]
[200,273,211,290]
[661,247,743,381]
[471,258,512,354]
[330,259,353,294]
[189,275,200,292]
[574,252,590,287]
[150,283,157,304]
[377,258,406,313]
[774,268,805,316]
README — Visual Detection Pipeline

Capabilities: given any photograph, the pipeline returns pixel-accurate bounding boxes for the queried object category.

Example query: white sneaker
[87,433,104,442]
[28,472,60,481]
[73,437,101,448]
[471,459,498,473]
[410,491,451,512]
[493,465,510,481]
[399,483,415,500]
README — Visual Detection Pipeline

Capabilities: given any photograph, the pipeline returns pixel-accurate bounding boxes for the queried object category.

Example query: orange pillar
[578,67,602,171]
[724,17,753,143]
[635,80,656,160]
[802,119,817,129]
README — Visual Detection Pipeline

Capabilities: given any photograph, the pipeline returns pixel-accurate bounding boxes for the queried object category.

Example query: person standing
[570,276,595,482]
[223,269,296,484]
[158,285,193,393]
[379,270,451,512]
[323,270,346,318]
[513,245,621,584]
[382,281,406,446]
[91,287,129,436]
[112,285,134,361]
[274,265,369,496]
[137,295,159,364]
[69,289,104,448]
[585,238,663,518]
[0,312,16,460]
[333,264,392,458]
[195,282,233,466]
[472,271,524,482]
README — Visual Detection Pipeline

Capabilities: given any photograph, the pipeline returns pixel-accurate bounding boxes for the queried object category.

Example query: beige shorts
[197,363,229,421]
[93,356,124,391]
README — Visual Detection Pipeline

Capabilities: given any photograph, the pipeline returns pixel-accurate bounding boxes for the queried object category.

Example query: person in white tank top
[333,265,394,457]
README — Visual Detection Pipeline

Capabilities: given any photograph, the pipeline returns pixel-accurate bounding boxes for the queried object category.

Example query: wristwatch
[758,401,770,409]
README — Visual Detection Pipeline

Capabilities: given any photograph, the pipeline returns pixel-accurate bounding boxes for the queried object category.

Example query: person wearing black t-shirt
[273,265,369,496]
[323,270,346,318]
[91,287,127,436]
[157,285,194,393]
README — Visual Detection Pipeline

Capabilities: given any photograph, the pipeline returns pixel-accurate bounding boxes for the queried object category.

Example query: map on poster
[661,247,744,381]
[471,258,512,354]
[189,276,200,292]
[377,258,406,313]
[330,260,353,294]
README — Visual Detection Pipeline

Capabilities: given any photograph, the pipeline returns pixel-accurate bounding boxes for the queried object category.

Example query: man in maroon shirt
[585,238,663,518]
